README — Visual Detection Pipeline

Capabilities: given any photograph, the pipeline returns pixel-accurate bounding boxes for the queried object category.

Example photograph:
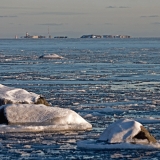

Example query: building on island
[23,32,46,39]
[81,35,102,38]
[54,36,68,38]
[81,34,131,39]
[103,35,131,39]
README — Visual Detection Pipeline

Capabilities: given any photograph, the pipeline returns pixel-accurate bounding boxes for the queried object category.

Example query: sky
[0,0,160,38]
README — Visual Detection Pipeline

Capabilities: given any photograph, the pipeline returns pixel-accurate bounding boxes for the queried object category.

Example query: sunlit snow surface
[1,38,160,159]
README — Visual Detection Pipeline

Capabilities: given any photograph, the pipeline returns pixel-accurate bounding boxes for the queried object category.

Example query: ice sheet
[77,140,160,150]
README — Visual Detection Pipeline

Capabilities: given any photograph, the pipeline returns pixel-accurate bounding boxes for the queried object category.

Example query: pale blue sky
[0,0,160,38]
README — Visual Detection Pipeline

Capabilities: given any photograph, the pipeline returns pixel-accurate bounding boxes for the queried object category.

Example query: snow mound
[99,119,142,143]
[0,84,40,105]
[77,119,159,150]
[39,54,63,59]
[0,104,92,132]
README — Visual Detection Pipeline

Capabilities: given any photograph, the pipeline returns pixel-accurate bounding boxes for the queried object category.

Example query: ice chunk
[99,119,141,143]
[0,84,40,105]
[77,119,159,150]
[99,119,156,144]
[39,54,63,59]
[0,104,92,132]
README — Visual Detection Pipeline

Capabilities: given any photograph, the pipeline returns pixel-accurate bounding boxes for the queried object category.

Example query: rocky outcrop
[34,96,50,106]
[133,125,156,144]
[0,84,49,106]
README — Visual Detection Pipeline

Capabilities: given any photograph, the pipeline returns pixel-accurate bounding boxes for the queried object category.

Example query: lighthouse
[26,32,28,36]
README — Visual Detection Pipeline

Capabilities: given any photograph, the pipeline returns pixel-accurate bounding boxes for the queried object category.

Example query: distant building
[23,32,45,39]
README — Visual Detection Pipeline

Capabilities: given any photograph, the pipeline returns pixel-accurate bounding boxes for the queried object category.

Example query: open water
[0,38,160,159]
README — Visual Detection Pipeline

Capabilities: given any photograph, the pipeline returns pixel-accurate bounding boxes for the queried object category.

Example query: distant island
[81,34,131,39]
[16,32,131,39]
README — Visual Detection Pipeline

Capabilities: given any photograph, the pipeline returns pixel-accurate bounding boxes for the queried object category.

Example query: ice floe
[77,119,160,150]
[77,140,160,150]
[0,104,92,132]
[97,106,124,114]
[39,54,63,59]
[135,117,160,124]
[0,84,49,106]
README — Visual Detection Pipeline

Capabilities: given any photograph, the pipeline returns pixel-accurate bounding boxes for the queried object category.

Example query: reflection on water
[0,38,160,159]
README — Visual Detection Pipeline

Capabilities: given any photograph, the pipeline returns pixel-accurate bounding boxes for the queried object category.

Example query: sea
[0,38,160,159]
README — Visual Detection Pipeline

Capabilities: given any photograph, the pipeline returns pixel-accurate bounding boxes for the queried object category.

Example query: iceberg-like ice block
[99,119,156,144]
[39,54,63,59]
[0,84,49,106]
[0,104,92,132]
[77,119,158,150]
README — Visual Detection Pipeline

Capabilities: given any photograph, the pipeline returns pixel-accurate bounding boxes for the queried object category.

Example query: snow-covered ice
[39,54,63,59]
[77,140,160,150]
[0,104,92,132]
[99,119,142,143]
[77,119,160,150]
[0,84,40,104]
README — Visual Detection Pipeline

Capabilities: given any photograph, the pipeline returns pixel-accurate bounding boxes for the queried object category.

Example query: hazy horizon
[0,0,160,38]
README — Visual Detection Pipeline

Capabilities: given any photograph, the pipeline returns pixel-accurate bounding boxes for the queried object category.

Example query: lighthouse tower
[26,32,29,38]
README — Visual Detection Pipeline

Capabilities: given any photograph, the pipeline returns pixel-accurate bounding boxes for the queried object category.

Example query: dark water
[0,38,160,159]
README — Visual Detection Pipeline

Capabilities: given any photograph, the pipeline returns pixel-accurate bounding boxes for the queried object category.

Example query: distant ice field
[0,38,160,159]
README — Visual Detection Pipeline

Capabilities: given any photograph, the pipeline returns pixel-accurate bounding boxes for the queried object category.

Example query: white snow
[0,104,92,132]
[99,119,142,143]
[0,84,40,104]
[39,54,63,59]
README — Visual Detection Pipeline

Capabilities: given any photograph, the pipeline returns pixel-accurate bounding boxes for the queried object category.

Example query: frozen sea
[0,38,160,159]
